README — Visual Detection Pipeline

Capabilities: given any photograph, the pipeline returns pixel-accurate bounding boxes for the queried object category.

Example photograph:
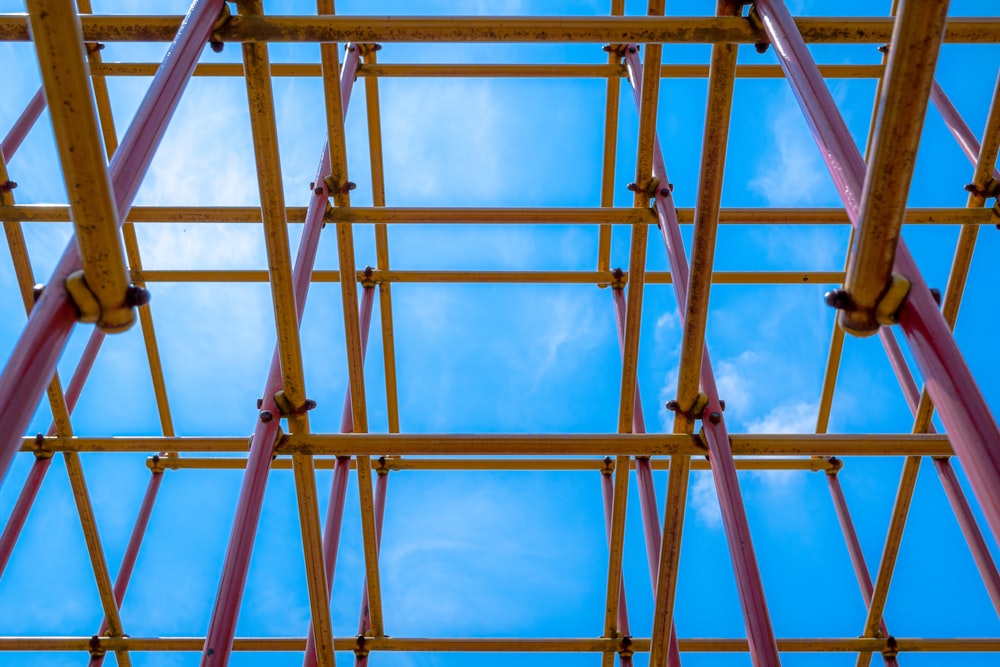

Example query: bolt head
[824,289,851,310]
[259,410,274,423]
[126,285,151,308]
[210,40,224,53]
[665,399,680,412]
[708,411,722,424]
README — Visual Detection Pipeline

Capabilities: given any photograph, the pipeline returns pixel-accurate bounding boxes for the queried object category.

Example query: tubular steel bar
[22,433,955,457]
[199,42,361,666]
[302,284,375,667]
[0,0,223,486]
[2,635,999,653]
[613,287,683,667]
[0,87,45,161]
[624,42,780,667]
[596,0,625,275]
[2,204,991,225]
[837,0,950,337]
[86,61,885,79]
[604,2,665,654]
[754,0,1000,547]
[0,15,998,44]
[28,0,135,334]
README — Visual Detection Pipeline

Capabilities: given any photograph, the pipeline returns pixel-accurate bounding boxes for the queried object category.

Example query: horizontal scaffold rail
[0,15,998,43]
[0,205,991,225]
[20,433,954,457]
[0,635,996,653]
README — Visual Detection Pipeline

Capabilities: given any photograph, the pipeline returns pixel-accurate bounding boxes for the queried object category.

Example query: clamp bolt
[259,410,274,423]
[708,411,722,424]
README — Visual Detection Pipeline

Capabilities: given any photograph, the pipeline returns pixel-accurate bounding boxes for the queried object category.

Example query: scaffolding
[0,1,999,666]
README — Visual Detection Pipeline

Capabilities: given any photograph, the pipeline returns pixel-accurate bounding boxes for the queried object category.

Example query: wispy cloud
[748,91,830,207]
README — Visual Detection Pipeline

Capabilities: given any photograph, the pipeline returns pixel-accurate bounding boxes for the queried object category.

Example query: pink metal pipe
[0,327,105,577]
[880,330,1000,615]
[1,87,45,162]
[825,475,897,663]
[930,82,1000,181]
[205,48,361,667]
[302,284,376,667]
[625,49,781,667]
[0,0,225,488]
[353,466,389,667]
[601,469,632,667]
[755,0,1000,546]
[612,287,683,667]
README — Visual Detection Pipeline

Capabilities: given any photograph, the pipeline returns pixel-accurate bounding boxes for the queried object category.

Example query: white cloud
[690,470,722,529]
[748,92,829,207]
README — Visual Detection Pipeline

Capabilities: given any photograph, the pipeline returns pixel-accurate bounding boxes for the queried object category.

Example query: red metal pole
[600,469,632,667]
[353,465,388,667]
[755,0,1000,546]
[624,48,781,667]
[0,328,104,577]
[612,287,682,667]
[0,0,225,488]
[204,47,360,667]
[302,284,376,667]
[880,330,1000,615]
[1,87,45,161]
[930,81,1000,181]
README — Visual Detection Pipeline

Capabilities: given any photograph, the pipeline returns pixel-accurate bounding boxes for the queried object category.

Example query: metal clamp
[209,4,232,53]
[665,391,710,422]
[273,390,317,418]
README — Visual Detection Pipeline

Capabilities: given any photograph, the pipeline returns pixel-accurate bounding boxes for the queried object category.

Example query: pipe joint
[627,176,660,201]
[64,270,144,333]
[610,267,627,289]
[31,433,52,460]
[354,634,370,659]
[375,455,389,475]
[209,4,232,53]
[825,273,911,337]
[746,5,770,53]
[618,635,634,659]
[601,455,614,476]
[356,43,382,57]
[87,635,105,659]
[964,177,1000,200]
[361,265,377,288]
[602,43,629,58]
[273,389,317,418]
[882,635,899,659]
[665,391,709,422]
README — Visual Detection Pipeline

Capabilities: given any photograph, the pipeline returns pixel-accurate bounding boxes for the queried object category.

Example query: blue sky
[0,0,999,666]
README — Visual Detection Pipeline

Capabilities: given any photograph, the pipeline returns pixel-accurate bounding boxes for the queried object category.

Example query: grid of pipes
[0,2,999,666]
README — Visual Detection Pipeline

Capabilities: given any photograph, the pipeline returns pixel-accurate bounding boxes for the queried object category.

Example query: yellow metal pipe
[838,0,951,337]
[317,23,384,638]
[86,62,885,79]
[125,269,846,285]
[1,635,998,653]
[673,0,740,428]
[147,455,834,473]
[242,4,332,663]
[242,3,310,423]
[596,0,626,276]
[605,1,667,644]
[361,46,401,435]
[22,433,954,457]
[78,0,177,440]
[27,0,134,333]
[63,452,132,666]
[2,205,991,225]
[1,15,998,44]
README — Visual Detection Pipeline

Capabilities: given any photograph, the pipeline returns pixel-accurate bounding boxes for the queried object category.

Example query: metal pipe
[27,0,134,334]
[302,285,376,667]
[200,43,361,667]
[755,0,1000,547]
[837,0,950,336]
[0,14,997,44]
[0,88,45,161]
[3,204,990,225]
[624,39,780,666]
[0,0,224,487]
[613,287,683,667]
